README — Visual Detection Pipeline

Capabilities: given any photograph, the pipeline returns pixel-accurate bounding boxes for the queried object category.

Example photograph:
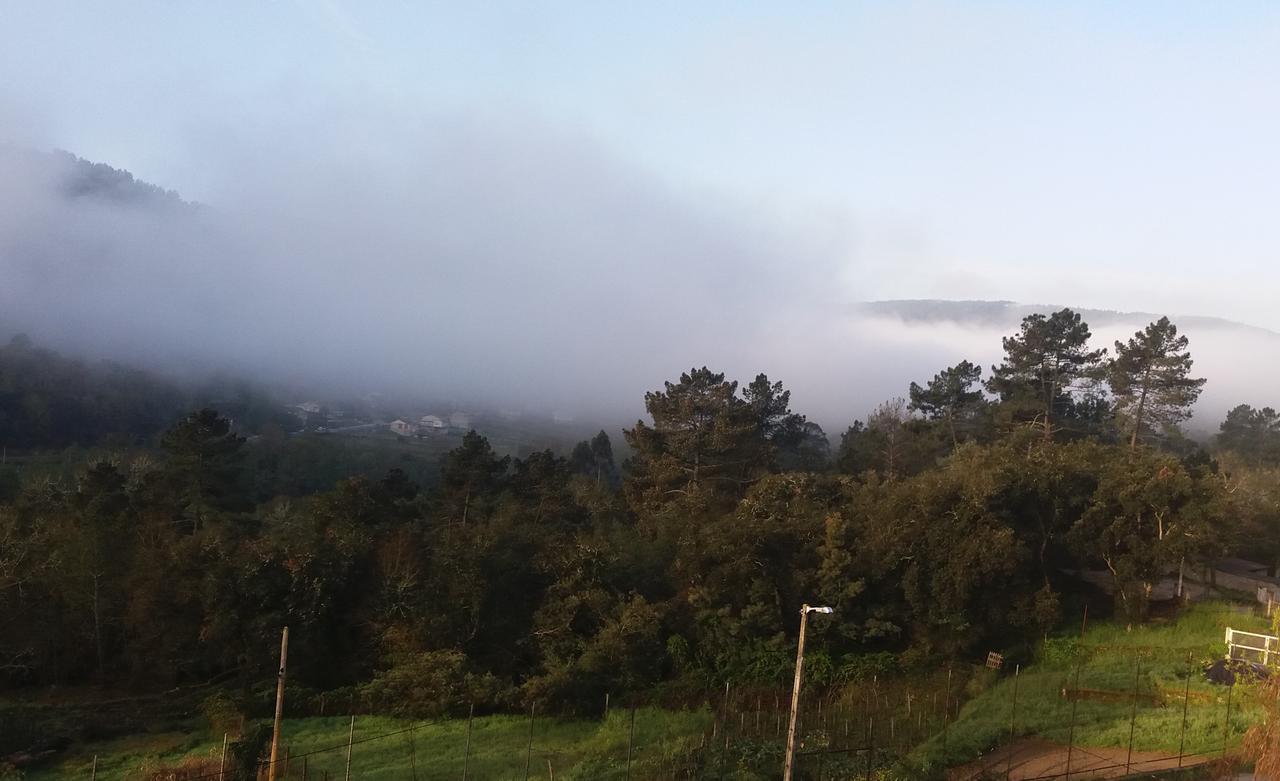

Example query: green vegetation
[906,603,1272,774]
[4,308,1280,778]
[25,709,713,781]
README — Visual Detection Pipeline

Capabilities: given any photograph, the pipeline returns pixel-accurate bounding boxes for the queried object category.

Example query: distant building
[389,419,415,436]
[297,402,323,414]
[449,411,472,429]
[419,414,446,430]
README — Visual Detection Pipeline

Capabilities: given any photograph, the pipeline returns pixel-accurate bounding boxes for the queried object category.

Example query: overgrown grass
[904,602,1272,775]
[23,708,713,781]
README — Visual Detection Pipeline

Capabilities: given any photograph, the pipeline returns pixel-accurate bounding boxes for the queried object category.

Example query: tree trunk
[1129,381,1150,450]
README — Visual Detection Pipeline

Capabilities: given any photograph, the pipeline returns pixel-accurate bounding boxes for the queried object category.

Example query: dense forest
[1,309,1278,721]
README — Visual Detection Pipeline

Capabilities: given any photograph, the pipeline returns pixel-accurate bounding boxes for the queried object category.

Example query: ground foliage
[1,310,1278,734]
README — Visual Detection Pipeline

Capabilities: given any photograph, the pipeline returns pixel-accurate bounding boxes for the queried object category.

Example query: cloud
[3,101,1276,438]
[0,109,852,422]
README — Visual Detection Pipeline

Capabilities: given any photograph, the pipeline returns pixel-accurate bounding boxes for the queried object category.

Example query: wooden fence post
[344,715,355,781]
[219,733,228,781]
[462,704,474,781]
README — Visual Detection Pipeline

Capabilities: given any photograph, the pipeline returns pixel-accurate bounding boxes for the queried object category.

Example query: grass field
[23,708,713,781]
[15,602,1274,781]
[905,602,1273,774]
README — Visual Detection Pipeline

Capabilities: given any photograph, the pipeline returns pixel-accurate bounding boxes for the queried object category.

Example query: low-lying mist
[2,114,1277,439]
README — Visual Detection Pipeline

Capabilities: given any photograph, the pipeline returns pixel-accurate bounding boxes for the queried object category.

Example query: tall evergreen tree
[1108,317,1206,449]
[439,431,509,525]
[908,360,985,447]
[623,368,761,507]
[1218,405,1280,464]
[159,408,246,530]
[569,430,617,486]
[987,309,1106,441]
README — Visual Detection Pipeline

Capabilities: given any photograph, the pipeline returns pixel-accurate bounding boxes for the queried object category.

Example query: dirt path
[950,738,1226,781]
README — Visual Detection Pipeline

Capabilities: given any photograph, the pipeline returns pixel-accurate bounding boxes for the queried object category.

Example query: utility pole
[783,604,833,781]
[268,627,289,781]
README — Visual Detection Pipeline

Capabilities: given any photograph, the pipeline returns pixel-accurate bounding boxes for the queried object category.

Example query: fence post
[724,681,731,751]
[302,757,308,781]
[1223,681,1234,758]
[864,715,873,781]
[462,704,474,781]
[942,666,952,750]
[219,733,228,781]
[524,704,535,781]
[604,692,610,721]
[1006,664,1020,781]
[268,627,290,781]
[90,755,97,781]
[344,715,355,781]
[625,706,637,781]
[1065,663,1081,781]
[1178,653,1191,768]
[409,722,418,781]
[1125,656,1141,773]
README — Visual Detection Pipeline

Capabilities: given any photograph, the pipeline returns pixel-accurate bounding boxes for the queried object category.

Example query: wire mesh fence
[79,646,1257,781]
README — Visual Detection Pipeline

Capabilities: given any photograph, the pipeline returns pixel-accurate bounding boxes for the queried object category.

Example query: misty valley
[6,5,1280,778]
[2,302,1279,780]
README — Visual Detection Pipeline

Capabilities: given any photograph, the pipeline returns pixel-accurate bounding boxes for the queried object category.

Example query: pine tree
[623,368,761,506]
[1108,317,1206,449]
[908,360,984,447]
[987,309,1106,441]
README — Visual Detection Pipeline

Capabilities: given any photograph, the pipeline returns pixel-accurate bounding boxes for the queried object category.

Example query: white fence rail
[1225,627,1279,665]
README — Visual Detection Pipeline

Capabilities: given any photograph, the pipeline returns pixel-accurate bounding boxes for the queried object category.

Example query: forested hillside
[2,308,1278,727]
[0,334,189,450]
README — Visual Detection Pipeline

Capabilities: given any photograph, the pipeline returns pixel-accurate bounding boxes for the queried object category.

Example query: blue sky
[4,1,1280,331]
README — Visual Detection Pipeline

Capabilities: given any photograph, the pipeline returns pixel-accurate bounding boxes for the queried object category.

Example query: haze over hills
[2,146,1276,440]
[859,299,1280,338]
[853,300,1280,437]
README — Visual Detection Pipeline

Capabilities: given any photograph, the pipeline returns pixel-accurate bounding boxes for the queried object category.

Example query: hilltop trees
[988,309,1107,441]
[438,430,509,525]
[836,399,943,480]
[569,431,617,486]
[160,408,247,529]
[623,368,765,511]
[1109,317,1206,449]
[909,360,985,447]
[1218,405,1280,465]
[0,316,1260,713]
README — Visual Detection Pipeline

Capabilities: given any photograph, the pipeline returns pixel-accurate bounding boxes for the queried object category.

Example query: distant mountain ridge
[0,143,188,208]
[859,299,1280,338]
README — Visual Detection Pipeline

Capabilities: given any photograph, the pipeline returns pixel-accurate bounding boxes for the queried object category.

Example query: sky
[2,1,1279,427]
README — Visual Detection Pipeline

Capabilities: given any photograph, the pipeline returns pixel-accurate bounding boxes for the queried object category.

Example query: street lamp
[782,604,834,781]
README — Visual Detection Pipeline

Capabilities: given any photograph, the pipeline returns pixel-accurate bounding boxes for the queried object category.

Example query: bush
[140,756,221,781]
[836,652,900,683]
[1039,637,1082,669]
[200,690,245,738]
[359,650,505,717]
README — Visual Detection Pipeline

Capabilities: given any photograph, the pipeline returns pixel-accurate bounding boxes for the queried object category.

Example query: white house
[389,419,415,436]
[419,414,446,430]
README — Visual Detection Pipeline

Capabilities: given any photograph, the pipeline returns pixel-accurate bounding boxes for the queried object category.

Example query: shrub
[200,690,245,738]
